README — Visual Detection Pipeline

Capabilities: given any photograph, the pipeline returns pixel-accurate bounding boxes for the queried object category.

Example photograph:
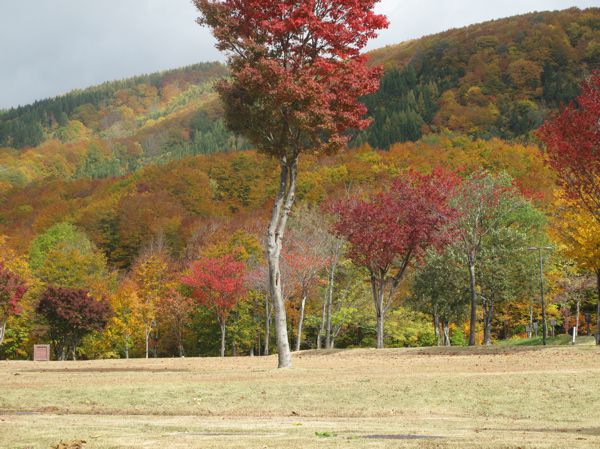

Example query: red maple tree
[36,286,112,360]
[538,73,600,223]
[0,262,28,347]
[195,0,387,368]
[181,255,246,357]
[332,168,460,348]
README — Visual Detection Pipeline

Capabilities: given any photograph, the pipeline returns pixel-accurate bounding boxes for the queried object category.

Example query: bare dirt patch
[22,367,190,373]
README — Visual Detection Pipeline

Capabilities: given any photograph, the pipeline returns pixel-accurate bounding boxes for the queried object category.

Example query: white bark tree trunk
[468,253,477,346]
[295,293,307,351]
[267,157,297,368]
[371,276,386,349]
[317,287,327,349]
[219,321,226,357]
[442,321,451,346]
[264,294,271,355]
[325,248,339,349]
[0,321,6,347]
[145,326,150,359]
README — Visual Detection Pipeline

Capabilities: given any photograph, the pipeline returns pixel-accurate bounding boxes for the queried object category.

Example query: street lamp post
[529,246,553,346]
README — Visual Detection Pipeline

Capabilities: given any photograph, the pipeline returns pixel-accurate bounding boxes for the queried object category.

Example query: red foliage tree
[181,255,246,357]
[538,73,600,223]
[195,0,387,368]
[36,286,113,360]
[538,73,600,346]
[0,262,28,347]
[332,169,460,348]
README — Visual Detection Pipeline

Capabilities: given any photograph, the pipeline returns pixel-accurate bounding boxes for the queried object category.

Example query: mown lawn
[497,335,596,346]
[1,346,599,448]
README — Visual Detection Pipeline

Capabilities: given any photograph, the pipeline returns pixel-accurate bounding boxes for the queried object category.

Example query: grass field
[1,346,599,448]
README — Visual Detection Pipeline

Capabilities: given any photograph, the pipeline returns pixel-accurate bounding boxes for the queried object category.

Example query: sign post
[33,344,50,361]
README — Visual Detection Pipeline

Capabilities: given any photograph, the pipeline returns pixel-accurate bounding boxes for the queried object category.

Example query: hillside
[0,135,554,269]
[0,62,234,190]
[358,7,600,148]
[0,7,598,192]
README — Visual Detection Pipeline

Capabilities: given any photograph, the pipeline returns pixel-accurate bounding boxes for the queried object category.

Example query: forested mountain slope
[0,62,235,190]
[0,7,598,192]
[359,7,600,148]
[0,136,553,269]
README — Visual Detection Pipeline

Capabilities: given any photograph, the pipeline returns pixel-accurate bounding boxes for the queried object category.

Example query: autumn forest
[1,6,599,362]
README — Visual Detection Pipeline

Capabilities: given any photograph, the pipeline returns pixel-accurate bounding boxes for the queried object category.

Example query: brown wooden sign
[33,344,50,361]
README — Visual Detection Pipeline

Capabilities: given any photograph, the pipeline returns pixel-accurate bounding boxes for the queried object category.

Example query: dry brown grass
[1,346,599,448]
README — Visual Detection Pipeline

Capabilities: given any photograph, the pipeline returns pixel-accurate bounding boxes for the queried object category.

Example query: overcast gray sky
[0,0,597,109]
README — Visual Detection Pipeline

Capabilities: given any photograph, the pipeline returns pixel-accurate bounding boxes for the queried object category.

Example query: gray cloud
[0,0,597,109]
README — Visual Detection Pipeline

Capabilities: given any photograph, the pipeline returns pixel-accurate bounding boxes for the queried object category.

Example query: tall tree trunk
[376,299,385,349]
[264,294,270,356]
[220,321,226,357]
[528,304,534,338]
[371,276,386,349]
[176,325,184,357]
[152,323,159,358]
[483,299,494,346]
[538,249,547,345]
[317,287,327,350]
[295,293,307,352]
[432,308,440,346]
[468,253,477,346]
[71,338,78,361]
[573,299,581,345]
[124,336,129,359]
[0,321,6,347]
[596,269,600,346]
[442,321,451,346]
[267,157,297,368]
[145,326,150,359]
[325,249,339,349]
[256,333,261,356]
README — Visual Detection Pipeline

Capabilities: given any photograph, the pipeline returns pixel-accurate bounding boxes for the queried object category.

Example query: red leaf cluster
[181,255,246,323]
[36,286,113,334]
[538,73,600,221]
[0,262,28,319]
[195,0,388,59]
[195,0,388,157]
[332,168,461,273]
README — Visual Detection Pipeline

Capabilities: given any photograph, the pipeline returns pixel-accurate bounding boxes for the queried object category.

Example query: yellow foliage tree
[107,278,144,359]
[131,251,173,358]
[551,191,600,343]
